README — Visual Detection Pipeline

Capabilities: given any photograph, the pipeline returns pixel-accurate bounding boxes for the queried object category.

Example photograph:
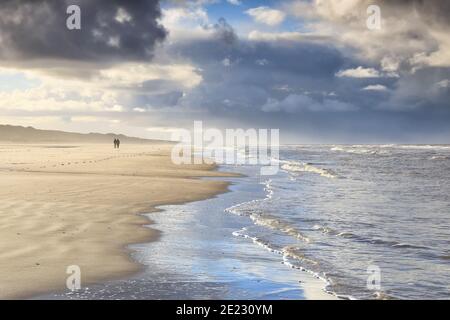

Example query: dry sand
[0,142,233,299]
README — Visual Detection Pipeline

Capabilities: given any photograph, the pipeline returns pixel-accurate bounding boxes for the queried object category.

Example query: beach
[0,142,232,299]
[36,159,337,301]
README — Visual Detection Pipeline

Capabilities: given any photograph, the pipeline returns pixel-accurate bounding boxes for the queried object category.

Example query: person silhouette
[117,139,121,149]
[114,138,117,148]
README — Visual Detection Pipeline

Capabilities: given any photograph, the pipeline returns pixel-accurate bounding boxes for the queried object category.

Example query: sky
[0,0,449,143]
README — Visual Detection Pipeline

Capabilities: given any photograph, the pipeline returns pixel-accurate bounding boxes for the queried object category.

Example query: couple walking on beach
[114,138,121,149]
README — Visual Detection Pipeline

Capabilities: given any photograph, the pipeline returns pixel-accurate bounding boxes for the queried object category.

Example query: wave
[225,179,274,217]
[282,246,319,266]
[249,214,311,243]
[312,224,360,239]
[311,224,430,250]
[232,228,284,255]
[336,232,356,238]
[391,243,430,250]
[330,146,386,155]
[231,227,340,298]
[226,180,338,294]
[430,155,450,160]
[312,224,338,235]
[227,178,310,242]
[332,144,450,151]
[281,161,338,179]
[398,145,450,151]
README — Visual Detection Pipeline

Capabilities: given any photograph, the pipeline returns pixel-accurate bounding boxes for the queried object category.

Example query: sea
[42,144,450,300]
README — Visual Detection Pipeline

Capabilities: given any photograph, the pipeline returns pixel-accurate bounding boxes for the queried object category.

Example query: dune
[0,124,159,144]
[0,125,233,299]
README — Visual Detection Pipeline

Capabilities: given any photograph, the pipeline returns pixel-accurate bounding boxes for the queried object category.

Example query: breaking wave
[280,161,338,179]
[330,145,388,155]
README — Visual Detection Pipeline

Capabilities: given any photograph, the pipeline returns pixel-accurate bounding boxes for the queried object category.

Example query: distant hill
[0,124,163,144]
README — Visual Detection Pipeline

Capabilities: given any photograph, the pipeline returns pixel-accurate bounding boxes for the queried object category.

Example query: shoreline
[0,143,234,299]
[35,161,337,300]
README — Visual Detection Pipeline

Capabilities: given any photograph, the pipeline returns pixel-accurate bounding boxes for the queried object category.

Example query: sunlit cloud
[245,7,286,26]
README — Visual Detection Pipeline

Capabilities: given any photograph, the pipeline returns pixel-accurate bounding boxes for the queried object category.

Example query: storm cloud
[166,22,350,113]
[147,2,450,142]
[288,0,450,70]
[0,0,166,63]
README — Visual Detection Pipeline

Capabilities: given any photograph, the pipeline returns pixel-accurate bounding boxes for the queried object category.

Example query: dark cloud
[0,0,166,62]
[389,0,450,25]
[152,14,450,143]
[378,67,450,111]
[166,24,359,114]
[213,17,237,46]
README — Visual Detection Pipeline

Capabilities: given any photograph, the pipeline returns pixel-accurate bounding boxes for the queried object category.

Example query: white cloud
[436,79,450,88]
[160,6,212,42]
[0,61,202,115]
[96,63,202,90]
[363,84,388,91]
[248,30,329,43]
[109,105,125,112]
[161,7,209,29]
[336,67,381,78]
[245,7,286,26]
[107,36,120,48]
[115,8,132,24]
[227,0,241,5]
[162,5,242,44]
[222,58,232,67]
[381,55,400,73]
